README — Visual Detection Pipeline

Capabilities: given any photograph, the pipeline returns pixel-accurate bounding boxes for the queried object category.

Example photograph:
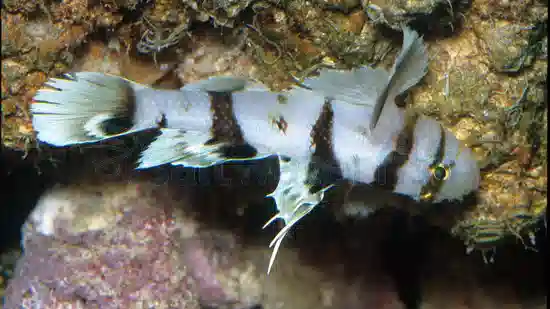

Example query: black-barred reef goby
[31,26,480,274]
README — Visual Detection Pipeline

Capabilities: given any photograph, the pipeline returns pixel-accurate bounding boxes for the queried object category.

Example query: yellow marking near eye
[420,191,433,200]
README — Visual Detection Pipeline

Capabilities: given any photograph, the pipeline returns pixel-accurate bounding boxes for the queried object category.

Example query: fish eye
[432,164,449,181]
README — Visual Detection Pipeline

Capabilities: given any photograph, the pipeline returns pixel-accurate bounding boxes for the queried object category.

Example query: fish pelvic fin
[136,128,228,169]
[31,72,152,146]
[263,157,334,274]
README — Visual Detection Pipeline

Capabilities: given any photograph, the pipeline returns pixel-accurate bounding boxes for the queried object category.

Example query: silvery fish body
[31,27,480,273]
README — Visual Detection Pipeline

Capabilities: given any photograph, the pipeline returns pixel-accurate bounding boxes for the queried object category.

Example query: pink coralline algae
[4,180,405,309]
[3,182,252,309]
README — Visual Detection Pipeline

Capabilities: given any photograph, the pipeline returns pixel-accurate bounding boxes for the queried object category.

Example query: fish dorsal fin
[181,76,268,93]
[369,26,429,130]
[388,26,429,96]
[300,65,390,106]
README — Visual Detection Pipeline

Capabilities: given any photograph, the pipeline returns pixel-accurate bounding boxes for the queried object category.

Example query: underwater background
[1,0,547,307]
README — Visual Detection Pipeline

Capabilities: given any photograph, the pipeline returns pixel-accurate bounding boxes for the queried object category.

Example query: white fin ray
[300,66,390,106]
[137,128,228,169]
[263,157,334,274]
[32,72,149,146]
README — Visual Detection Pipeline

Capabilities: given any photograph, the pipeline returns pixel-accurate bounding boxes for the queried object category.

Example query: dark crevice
[379,212,431,309]
[0,149,55,251]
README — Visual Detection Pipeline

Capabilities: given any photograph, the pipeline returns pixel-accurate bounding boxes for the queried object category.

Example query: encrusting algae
[1,0,547,263]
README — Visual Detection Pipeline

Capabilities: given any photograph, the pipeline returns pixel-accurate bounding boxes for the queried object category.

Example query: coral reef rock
[4,180,404,309]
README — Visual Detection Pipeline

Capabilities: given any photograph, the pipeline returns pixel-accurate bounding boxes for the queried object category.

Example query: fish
[31,26,480,274]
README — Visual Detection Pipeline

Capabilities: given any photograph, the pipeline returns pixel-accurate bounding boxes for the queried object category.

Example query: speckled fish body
[31,27,480,274]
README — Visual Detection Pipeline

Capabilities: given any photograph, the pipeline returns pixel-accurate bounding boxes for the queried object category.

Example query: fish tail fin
[31,72,153,146]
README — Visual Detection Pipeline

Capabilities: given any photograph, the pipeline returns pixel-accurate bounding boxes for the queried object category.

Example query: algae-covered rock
[183,0,254,27]
[475,21,547,73]
[243,1,396,90]
[313,0,362,12]
[363,0,468,33]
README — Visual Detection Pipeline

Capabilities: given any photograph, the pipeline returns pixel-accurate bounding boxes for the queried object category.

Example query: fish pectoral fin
[263,157,334,274]
[300,66,389,106]
[136,128,227,169]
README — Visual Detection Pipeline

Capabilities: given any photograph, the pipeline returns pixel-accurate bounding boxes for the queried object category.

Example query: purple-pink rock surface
[4,181,403,309]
